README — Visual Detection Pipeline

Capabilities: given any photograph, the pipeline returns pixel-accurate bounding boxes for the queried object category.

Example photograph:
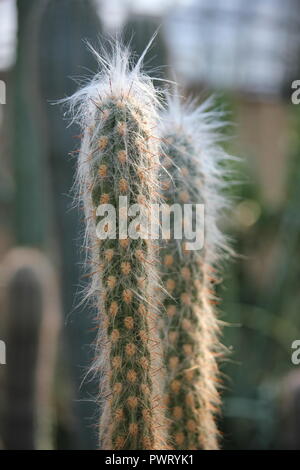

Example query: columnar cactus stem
[160,97,231,450]
[67,44,164,450]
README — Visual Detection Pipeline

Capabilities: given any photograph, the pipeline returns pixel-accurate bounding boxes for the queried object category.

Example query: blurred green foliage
[216,95,300,449]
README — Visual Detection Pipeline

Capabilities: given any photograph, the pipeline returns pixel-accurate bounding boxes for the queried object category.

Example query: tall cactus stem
[66,43,166,450]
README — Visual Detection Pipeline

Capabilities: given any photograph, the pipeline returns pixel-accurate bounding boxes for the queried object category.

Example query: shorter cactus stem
[160,97,231,450]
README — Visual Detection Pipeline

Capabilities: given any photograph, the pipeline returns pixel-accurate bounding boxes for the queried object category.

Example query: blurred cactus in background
[4,0,103,450]
[159,97,231,449]
[2,257,42,449]
[1,0,58,450]
[38,0,103,449]
[12,0,47,246]
[68,43,166,450]
[1,248,60,449]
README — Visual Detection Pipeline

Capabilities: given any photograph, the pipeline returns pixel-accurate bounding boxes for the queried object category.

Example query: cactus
[38,0,103,449]
[67,43,165,450]
[13,0,47,247]
[159,96,231,450]
[1,248,61,450]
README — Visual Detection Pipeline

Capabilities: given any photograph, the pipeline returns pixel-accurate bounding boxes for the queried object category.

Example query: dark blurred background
[0,0,300,450]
